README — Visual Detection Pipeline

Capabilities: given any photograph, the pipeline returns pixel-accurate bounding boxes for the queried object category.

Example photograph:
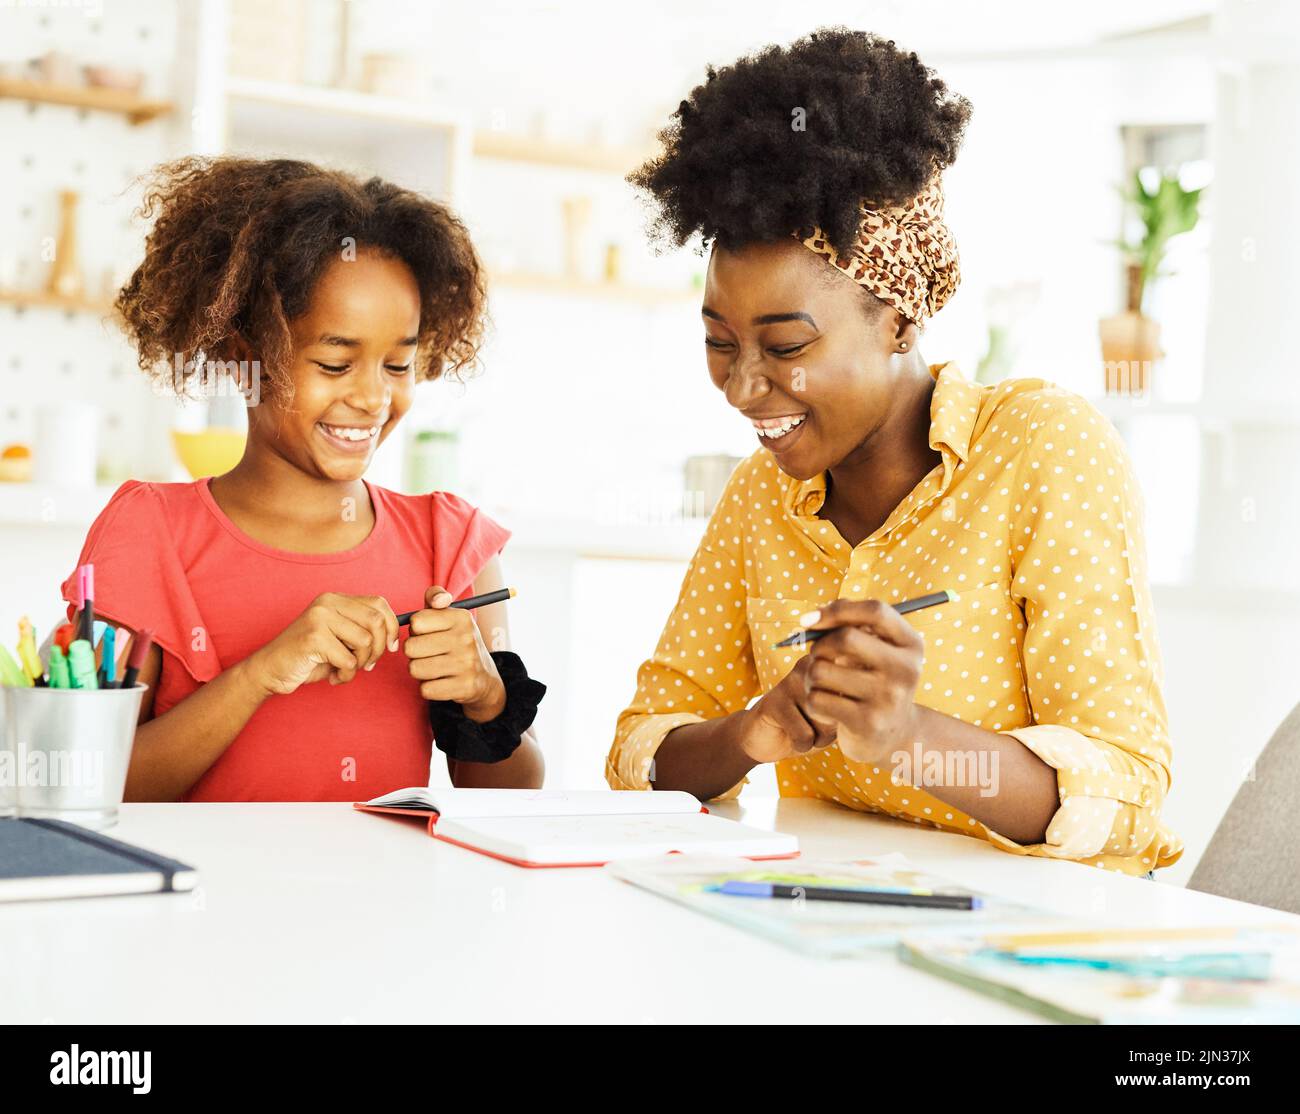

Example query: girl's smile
[315,420,385,457]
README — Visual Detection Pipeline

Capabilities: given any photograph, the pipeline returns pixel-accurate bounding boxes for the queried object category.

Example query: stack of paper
[897,926,1300,1023]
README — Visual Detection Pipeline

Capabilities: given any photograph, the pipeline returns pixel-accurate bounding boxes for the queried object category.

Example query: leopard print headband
[798,175,960,326]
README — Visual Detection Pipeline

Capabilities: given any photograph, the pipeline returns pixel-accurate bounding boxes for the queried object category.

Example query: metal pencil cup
[0,696,7,816]
[1,684,146,829]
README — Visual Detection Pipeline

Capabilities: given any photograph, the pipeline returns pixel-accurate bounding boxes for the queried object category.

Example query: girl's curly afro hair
[630,27,972,258]
[116,156,486,400]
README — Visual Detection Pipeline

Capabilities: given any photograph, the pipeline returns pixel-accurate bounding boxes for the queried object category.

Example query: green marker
[0,644,30,687]
[48,645,71,689]
[68,639,98,690]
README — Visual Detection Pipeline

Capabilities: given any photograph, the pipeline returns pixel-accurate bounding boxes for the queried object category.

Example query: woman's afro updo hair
[116,156,486,400]
[630,27,972,258]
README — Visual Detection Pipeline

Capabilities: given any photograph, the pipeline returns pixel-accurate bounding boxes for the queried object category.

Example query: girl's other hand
[248,592,399,696]
[404,585,506,722]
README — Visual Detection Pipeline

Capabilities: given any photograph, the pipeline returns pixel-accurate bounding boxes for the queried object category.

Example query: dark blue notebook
[0,818,198,903]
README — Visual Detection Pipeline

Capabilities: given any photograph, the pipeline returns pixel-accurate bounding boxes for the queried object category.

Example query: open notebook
[354,787,799,868]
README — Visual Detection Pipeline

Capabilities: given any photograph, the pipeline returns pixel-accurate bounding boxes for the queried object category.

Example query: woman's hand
[248,593,399,696]
[799,599,925,764]
[738,655,838,764]
[404,585,506,723]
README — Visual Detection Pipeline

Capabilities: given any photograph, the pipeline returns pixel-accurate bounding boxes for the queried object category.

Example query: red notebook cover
[352,801,800,869]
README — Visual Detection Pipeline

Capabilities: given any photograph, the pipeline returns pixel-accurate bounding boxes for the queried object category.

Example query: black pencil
[395,587,516,627]
[772,589,956,648]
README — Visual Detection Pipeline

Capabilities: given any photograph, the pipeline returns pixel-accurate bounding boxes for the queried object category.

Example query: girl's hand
[404,586,506,723]
[799,599,925,764]
[738,655,838,764]
[249,593,399,696]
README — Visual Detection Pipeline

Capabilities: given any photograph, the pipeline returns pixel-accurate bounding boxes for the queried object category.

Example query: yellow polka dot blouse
[607,362,1182,876]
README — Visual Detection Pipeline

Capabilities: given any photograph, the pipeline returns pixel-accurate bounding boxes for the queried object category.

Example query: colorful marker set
[0,563,153,691]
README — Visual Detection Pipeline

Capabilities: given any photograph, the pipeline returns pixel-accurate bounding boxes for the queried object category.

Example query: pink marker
[77,564,95,644]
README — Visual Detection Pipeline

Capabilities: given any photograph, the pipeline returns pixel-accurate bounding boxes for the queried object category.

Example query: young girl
[65,157,544,801]
[608,29,1180,876]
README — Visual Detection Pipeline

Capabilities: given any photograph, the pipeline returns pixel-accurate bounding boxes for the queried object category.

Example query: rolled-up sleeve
[607,471,760,798]
[991,393,1179,869]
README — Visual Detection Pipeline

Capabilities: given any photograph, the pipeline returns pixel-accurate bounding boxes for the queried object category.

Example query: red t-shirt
[61,479,510,802]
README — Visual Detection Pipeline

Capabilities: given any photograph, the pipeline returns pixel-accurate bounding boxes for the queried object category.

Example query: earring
[899,342,909,351]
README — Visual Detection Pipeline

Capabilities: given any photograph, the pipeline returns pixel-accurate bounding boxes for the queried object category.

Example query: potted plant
[1100,167,1203,395]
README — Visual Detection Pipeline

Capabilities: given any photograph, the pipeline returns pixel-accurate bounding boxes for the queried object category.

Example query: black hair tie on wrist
[427,651,546,764]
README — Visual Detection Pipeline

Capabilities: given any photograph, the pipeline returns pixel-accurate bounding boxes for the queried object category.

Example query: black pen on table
[717,880,980,910]
[395,587,516,628]
[773,589,956,648]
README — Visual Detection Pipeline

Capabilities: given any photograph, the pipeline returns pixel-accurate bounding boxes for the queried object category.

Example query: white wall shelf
[224,77,462,139]
[217,76,467,205]
[1087,395,1300,428]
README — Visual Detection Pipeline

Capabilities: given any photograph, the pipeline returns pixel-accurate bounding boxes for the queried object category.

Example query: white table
[1,798,1292,1024]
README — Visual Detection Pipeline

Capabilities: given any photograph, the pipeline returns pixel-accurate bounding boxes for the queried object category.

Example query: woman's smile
[749,410,809,454]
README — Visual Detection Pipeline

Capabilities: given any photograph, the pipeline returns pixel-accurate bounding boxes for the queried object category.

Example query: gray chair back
[1188,701,1300,914]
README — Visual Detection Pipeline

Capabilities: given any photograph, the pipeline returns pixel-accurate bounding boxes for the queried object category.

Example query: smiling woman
[60,156,545,802]
[608,27,1181,876]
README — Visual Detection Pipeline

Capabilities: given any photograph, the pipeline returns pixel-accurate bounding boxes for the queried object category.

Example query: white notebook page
[437,812,799,865]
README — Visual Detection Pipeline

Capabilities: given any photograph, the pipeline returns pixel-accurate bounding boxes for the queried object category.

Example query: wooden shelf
[472,131,652,174]
[489,270,697,305]
[0,289,117,318]
[0,77,172,125]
